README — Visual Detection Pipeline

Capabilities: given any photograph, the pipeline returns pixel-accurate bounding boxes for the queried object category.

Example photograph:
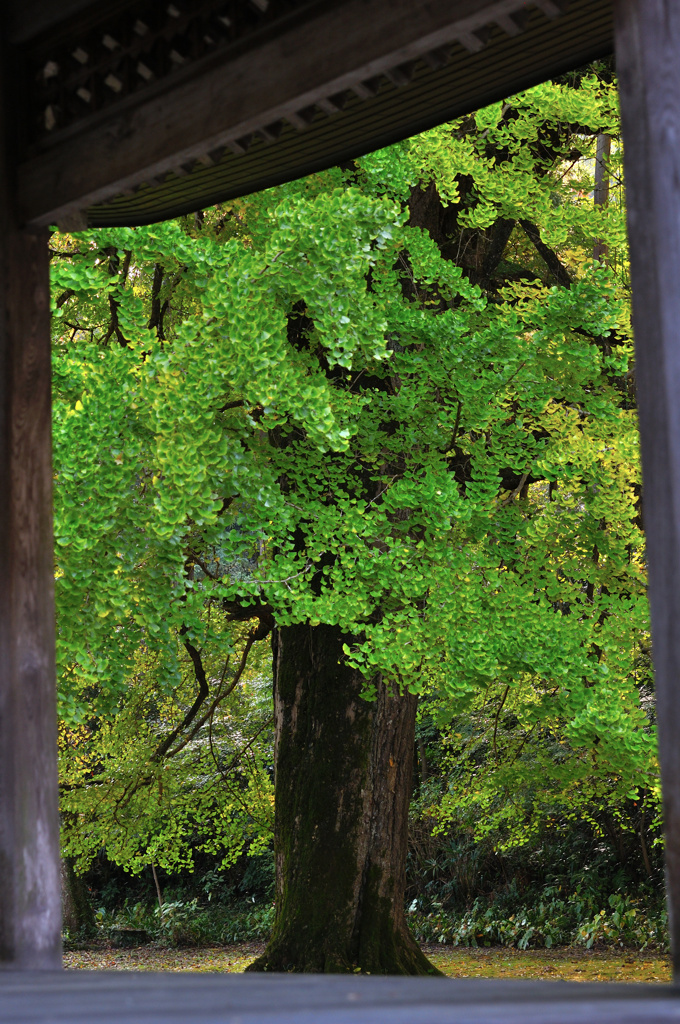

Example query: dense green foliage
[53,67,660,945]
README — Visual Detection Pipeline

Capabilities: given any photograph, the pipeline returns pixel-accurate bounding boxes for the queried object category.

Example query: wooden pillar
[0,56,62,967]
[614,0,680,977]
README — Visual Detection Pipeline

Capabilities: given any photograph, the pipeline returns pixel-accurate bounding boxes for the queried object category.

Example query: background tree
[52,67,655,972]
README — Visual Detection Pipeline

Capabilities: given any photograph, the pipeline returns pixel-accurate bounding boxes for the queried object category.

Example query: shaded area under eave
[86,0,613,227]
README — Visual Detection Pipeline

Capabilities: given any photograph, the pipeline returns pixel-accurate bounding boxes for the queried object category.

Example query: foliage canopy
[53,69,656,877]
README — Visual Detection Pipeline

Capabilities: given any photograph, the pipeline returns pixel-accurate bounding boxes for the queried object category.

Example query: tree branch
[480,218,516,282]
[147,263,165,339]
[56,289,75,308]
[151,635,209,763]
[492,685,511,760]
[163,619,271,760]
[519,219,573,288]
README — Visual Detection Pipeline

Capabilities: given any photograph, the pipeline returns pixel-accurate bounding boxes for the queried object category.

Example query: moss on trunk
[246,622,439,975]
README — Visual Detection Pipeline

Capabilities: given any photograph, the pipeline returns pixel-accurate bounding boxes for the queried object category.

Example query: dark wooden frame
[0,74,61,967]
[2,2,680,1012]
[615,0,680,976]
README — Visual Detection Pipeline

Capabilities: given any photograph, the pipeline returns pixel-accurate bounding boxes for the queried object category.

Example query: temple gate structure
[1,0,680,1018]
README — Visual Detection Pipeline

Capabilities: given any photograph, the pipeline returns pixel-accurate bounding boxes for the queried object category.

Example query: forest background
[53,60,666,957]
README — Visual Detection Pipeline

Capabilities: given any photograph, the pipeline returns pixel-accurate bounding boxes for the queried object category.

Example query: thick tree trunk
[247,622,437,975]
[60,859,96,938]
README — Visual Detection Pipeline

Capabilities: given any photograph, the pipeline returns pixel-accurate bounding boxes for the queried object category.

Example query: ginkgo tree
[52,66,655,974]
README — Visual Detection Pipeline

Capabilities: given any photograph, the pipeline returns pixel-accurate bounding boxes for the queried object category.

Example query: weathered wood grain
[0,34,62,968]
[0,973,678,1023]
[614,0,680,981]
[16,0,568,226]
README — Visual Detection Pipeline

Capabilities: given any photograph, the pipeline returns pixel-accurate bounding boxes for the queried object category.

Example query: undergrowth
[92,898,274,947]
[72,887,667,952]
[407,890,668,951]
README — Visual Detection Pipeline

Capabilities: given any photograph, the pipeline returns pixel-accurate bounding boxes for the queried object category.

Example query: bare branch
[151,634,210,763]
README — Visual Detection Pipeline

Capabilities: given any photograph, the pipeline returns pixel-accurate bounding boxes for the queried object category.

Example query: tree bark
[60,859,96,937]
[593,132,611,264]
[246,622,437,974]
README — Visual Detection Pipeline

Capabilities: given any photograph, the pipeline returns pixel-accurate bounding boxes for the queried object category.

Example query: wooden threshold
[0,972,678,1023]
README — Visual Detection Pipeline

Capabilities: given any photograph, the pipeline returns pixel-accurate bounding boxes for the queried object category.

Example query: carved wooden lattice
[25,0,563,149]
[25,1,311,144]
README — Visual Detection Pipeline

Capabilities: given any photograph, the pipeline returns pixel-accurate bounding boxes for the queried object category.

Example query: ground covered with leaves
[422,945,671,983]
[63,942,264,973]
[63,942,670,983]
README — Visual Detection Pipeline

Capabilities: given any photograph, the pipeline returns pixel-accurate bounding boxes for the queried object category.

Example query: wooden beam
[0,43,62,968]
[614,0,680,978]
[16,0,561,226]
